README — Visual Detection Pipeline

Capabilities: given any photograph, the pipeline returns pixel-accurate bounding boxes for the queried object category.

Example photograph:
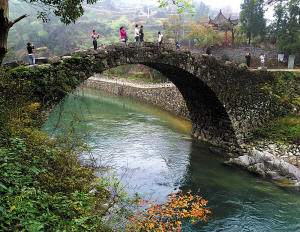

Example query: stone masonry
[7,42,298,153]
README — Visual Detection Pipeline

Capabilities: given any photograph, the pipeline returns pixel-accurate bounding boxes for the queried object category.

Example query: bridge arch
[62,42,279,152]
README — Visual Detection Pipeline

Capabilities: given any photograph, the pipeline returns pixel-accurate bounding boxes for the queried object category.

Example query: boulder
[35,57,48,65]
[26,64,39,70]
[238,63,248,70]
[48,56,61,65]
[229,149,300,182]
[257,67,267,70]
[62,56,72,60]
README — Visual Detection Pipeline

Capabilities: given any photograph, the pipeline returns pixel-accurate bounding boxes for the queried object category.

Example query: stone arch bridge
[32,42,294,153]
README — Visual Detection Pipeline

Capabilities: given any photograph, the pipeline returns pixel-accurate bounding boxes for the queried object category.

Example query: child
[176,41,180,51]
[260,54,265,67]
[158,31,163,45]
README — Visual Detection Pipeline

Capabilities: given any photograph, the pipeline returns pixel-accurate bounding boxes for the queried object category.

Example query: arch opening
[139,63,237,147]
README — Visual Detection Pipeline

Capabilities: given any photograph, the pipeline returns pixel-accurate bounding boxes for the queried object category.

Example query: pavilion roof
[209,10,239,27]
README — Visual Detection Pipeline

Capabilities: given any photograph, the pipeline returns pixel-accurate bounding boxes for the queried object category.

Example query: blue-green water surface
[42,88,300,232]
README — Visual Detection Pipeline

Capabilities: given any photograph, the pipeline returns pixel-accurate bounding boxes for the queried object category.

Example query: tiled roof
[209,10,239,26]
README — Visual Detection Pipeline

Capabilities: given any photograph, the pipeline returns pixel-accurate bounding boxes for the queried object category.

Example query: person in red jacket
[120,27,128,43]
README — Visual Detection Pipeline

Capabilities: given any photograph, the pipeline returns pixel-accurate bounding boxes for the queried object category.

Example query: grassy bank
[252,116,300,144]
[0,62,138,231]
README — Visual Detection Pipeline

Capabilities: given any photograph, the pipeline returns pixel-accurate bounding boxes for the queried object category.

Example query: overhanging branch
[9,14,28,27]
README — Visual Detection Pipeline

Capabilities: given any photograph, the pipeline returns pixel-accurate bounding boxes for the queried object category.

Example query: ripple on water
[42,89,300,232]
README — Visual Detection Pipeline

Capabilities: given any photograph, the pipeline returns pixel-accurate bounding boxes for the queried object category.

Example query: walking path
[89,74,175,88]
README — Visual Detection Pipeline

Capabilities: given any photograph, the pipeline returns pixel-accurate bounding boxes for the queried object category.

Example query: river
[42,88,300,232]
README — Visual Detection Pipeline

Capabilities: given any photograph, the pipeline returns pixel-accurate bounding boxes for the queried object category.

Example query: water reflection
[43,88,300,232]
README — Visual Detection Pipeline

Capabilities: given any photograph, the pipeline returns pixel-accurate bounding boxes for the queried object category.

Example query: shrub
[221,54,230,61]
[126,190,211,231]
[0,65,136,231]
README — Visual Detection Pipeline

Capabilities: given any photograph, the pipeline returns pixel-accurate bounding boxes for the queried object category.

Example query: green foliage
[0,64,139,231]
[260,72,298,116]
[193,1,210,21]
[35,0,99,25]
[3,48,15,59]
[221,54,230,61]
[158,0,195,15]
[239,0,266,44]
[277,0,300,55]
[266,2,285,44]
[252,116,300,144]
[162,15,185,42]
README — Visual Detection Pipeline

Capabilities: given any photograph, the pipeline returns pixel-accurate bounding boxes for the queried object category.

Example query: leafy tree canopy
[239,0,266,44]
[277,0,300,55]
[158,0,195,15]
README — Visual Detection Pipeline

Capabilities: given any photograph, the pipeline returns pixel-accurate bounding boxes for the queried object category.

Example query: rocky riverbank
[227,140,300,190]
[82,75,300,190]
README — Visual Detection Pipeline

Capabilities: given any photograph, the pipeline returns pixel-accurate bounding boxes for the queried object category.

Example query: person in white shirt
[158,31,163,45]
[135,24,139,42]
[260,54,265,67]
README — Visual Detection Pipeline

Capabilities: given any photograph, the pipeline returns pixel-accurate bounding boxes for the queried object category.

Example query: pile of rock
[228,141,300,190]
[245,140,300,167]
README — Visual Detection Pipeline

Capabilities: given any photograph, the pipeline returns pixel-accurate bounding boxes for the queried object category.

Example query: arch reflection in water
[43,88,300,232]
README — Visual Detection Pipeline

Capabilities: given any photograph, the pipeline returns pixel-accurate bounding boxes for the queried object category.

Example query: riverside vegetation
[251,71,300,144]
[0,57,211,231]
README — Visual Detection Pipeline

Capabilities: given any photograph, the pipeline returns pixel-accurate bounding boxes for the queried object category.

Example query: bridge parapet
[4,42,299,154]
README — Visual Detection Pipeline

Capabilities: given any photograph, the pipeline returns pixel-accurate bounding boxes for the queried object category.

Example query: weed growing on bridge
[252,72,300,144]
[252,116,300,144]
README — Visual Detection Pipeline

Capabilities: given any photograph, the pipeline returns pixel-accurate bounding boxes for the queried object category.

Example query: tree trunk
[0,0,9,66]
[0,0,27,66]
[231,29,234,44]
[225,29,227,44]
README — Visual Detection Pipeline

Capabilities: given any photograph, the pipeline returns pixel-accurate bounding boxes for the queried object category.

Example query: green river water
[42,88,300,232]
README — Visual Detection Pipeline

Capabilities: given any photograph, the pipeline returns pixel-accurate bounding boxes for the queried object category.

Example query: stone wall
[5,42,300,154]
[81,77,190,119]
[185,44,279,64]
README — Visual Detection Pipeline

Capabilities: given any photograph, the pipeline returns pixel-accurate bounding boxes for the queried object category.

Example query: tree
[193,1,210,21]
[0,0,196,66]
[158,0,195,15]
[0,0,99,66]
[270,1,285,44]
[185,18,222,47]
[239,0,266,44]
[163,14,185,42]
[277,0,300,55]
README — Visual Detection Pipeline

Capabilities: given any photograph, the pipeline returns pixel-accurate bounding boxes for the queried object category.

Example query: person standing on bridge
[206,46,212,55]
[27,43,35,65]
[245,52,251,68]
[139,26,144,42]
[176,41,180,51]
[92,30,100,50]
[120,27,127,43]
[135,24,140,42]
[158,31,163,45]
[260,54,265,68]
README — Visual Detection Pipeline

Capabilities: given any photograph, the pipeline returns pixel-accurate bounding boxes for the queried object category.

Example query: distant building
[208,10,239,44]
